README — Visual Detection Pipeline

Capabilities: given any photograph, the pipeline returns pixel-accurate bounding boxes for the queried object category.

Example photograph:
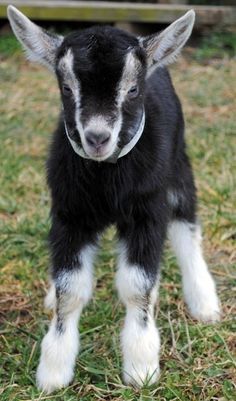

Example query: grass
[0,33,235,401]
[194,30,236,63]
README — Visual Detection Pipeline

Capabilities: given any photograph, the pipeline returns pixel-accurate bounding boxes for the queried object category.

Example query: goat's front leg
[116,212,167,387]
[36,221,97,393]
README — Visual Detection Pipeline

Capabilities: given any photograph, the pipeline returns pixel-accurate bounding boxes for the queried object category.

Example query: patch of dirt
[0,283,32,325]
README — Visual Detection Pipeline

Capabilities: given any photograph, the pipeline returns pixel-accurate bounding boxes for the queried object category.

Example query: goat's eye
[128,85,139,99]
[62,84,72,96]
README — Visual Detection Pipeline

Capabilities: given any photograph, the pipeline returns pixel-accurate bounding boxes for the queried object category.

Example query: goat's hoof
[189,301,221,323]
[123,364,160,388]
[36,362,73,394]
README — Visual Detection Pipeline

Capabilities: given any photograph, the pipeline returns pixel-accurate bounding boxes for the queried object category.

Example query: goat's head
[8,6,195,162]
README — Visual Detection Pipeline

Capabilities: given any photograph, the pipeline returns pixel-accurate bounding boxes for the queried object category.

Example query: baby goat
[8,6,221,393]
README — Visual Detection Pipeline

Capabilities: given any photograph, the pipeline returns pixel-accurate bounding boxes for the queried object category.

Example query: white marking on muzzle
[64,109,145,162]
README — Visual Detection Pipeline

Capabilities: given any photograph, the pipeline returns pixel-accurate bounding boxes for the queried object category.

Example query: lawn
[0,32,235,401]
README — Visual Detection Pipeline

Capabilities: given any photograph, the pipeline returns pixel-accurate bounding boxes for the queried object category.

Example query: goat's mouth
[81,141,118,162]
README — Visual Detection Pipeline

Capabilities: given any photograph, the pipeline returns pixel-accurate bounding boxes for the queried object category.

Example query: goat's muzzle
[84,130,111,155]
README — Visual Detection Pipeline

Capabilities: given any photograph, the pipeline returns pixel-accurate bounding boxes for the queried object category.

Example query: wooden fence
[0,0,235,26]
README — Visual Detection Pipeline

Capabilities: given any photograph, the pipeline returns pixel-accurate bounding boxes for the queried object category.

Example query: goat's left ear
[141,10,195,75]
[7,5,63,71]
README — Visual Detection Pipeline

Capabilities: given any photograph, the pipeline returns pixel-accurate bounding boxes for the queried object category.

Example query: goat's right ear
[7,5,63,71]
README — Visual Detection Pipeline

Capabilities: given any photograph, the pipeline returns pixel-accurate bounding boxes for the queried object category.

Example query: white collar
[64,109,145,163]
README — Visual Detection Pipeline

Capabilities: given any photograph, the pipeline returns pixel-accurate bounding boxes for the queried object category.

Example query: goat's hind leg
[168,177,221,322]
[36,245,96,393]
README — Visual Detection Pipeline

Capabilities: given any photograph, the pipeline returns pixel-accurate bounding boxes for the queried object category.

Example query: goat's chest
[74,162,134,222]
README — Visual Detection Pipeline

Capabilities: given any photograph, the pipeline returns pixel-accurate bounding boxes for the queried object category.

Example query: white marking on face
[58,49,80,103]
[117,51,141,106]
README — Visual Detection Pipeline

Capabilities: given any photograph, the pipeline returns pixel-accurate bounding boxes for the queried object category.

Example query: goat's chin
[83,144,117,162]
[86,152,114,162]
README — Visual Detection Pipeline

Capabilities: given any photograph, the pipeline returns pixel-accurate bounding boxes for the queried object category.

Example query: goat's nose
[85,131,111,149]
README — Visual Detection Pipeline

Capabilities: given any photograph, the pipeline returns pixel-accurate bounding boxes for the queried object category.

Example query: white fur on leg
[168,221,221,322]
[116,243,160,387]
[121,308,160,387]
[44,281,56,310]
[36,312,79,393]
[37,246,96,393]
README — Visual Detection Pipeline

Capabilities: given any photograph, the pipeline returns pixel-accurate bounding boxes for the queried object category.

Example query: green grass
[0,33,235,401]
[194,30,236,62]
[0,33,21,57]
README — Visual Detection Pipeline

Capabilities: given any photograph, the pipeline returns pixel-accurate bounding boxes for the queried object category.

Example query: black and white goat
[8,5,221,393]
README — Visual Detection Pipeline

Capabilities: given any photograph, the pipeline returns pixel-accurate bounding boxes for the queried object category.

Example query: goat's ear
[142,10,195,74]
[7,5,63,71]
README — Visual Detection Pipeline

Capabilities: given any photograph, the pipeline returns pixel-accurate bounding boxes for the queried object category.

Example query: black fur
[47,26,197,284]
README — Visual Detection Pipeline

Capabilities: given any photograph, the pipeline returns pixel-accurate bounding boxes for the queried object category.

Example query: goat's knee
[116,263,160,387]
